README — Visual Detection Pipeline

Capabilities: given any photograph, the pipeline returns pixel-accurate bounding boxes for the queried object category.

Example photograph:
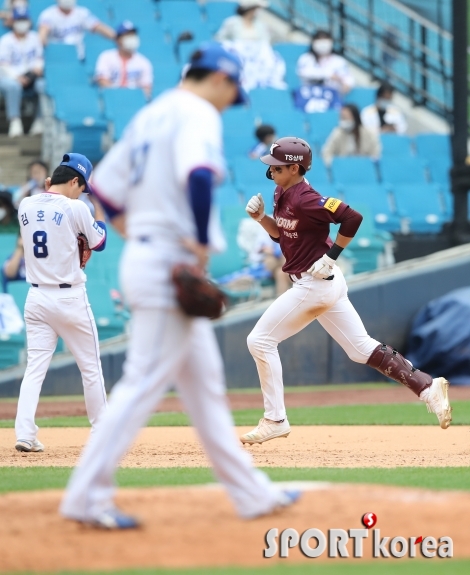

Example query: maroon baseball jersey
[271,180,348,274]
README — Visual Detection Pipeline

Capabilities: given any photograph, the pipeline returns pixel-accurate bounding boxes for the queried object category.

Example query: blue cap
[12,7,30,20]
[60,153,93,194]
[116,20,137,37]
[187,42,247,106]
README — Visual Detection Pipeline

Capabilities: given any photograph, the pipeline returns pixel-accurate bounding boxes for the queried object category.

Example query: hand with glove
[245,193,265,222]
[307,253,335,279]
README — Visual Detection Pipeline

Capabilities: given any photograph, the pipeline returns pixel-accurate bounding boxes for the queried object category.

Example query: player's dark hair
[185,50,215,81]
[377,82,394,99]
[342,103,362,148]
[255,124,275,142]
[50,166,86,188]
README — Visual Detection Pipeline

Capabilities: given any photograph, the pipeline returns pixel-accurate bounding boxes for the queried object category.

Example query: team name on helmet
[284,155,304,162]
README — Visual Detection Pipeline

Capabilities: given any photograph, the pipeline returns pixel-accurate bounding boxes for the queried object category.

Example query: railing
[269,0,453,120]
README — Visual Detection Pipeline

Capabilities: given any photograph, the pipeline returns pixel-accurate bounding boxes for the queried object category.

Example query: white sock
[419,387,431,401]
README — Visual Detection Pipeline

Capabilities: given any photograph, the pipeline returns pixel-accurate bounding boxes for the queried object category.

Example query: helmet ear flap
[265,167,273,180]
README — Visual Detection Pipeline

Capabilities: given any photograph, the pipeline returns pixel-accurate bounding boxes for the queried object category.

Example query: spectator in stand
[13,159,49,207]
[322,103,380,167]
[38,0,115,60]
[0,7,43,137]
[361,82,407,135]
[2,233,25,292]
[296,30,354,95]
[249,124,276,158]
[0,0,28,27]
[0,190,19,234]
[215,0,270,43]
[95,21,153,100]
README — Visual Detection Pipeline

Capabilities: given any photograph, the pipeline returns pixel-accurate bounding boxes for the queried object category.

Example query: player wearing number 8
[14,153,108,453]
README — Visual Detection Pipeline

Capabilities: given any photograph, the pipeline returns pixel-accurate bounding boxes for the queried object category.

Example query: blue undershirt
[188,168,212,245]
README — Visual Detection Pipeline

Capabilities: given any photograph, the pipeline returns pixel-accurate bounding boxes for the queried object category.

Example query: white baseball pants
[247,267,380,421]
[15,285,107,440]
[61,307,282,520]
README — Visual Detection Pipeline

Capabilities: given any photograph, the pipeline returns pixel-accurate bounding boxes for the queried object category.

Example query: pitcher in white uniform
[15,153,108,452]
[60,43,300,530]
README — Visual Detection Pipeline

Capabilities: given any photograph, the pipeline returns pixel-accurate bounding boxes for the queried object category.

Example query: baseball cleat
[424,377,452,429]
[253,489,302,519]
[15,438,44,452]
[240,418,290,444]
[79,508,140,530]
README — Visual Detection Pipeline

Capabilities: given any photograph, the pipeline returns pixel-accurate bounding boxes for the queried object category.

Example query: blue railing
[269,0,452,120]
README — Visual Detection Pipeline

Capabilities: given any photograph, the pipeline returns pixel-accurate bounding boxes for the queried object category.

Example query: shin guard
[367,344,432,396]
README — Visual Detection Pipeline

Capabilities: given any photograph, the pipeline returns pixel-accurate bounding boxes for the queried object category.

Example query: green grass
[1,400,469,428]
[6,561,470,575]
[1,466,470,494]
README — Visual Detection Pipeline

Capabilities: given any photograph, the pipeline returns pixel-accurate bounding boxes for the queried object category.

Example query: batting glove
[307,254,335,279]
[245,193,265,221]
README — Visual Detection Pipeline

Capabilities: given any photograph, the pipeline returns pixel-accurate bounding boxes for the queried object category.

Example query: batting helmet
[260,137,312,173]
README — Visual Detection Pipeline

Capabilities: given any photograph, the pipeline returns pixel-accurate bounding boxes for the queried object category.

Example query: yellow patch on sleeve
[324,198,342,213]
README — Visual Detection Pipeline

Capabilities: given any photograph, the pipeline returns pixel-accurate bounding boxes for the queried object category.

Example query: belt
[32,283,72,288]
[289,272,334,282]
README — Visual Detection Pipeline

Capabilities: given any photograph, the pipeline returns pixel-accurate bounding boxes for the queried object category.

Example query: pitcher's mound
[0,483,467,572]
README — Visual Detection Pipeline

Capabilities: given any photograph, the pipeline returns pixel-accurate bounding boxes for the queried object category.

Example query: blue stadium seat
[204,1,238,32]
[344,87,376,110]
[83,35,116,76]
[241,181,276,215]
[108,0,157,25]
[257,109,309,140]
[340,184,401,232]
[215,183,243,208]
[7,281,30,314]
[308,110,340,148]
[222,107,256,136]
[232,156,267,187]
[152,62,182,95]
[209,205,247,279]
[330,157,379,185]
[249,88,293,116]
[224,135,257,158]
[79,0,111,24]
[380,134,414,157]
[53,86,105,126]
[159,1,204,35]
[102,88,147,140]
[392,183,447,233]
[273,43,309,89]
[30,0,54,25]
[308,157,331,186]
[68,125,108,164]
[415,134,451,161]
[44,44,78,66]
[428,157,451,185]
[380,156,427,184]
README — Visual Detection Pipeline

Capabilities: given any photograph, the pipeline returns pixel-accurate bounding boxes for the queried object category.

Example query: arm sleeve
[188,168,212,245]
[141,58,153,87]
[73,201,107,249]
[337,206,363,237]
[84,9,100,31]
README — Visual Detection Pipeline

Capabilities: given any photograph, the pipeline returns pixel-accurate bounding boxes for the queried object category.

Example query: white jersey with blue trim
[18,192,105,286]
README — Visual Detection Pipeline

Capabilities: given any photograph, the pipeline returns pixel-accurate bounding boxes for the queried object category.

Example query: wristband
[325,243,344,261]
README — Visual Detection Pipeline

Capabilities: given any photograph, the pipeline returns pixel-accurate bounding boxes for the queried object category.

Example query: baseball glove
[78,233,92,269]
[172,264,226,319]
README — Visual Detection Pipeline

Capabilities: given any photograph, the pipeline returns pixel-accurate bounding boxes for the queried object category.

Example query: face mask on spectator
[339,119,355,132]
[0,207,7,221]
[13,20,30,34]
[312,39,333,55]
[58,0,76,10]
[376,98,390,110]
[121,34,140,53]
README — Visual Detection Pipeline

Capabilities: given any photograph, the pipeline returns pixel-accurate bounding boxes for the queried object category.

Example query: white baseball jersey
[95,49,153,89]
[93,88,225,307]
[18,192,105,286]
[296,52,355,91]
[0,31,43,78]
[38,5,99,58]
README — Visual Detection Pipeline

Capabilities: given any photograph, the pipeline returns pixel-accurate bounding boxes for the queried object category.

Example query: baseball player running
[241,137,451,445]
[60,43,300,530]
[15,153,107,452]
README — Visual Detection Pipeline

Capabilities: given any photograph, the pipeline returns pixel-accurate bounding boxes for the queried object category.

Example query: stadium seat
[0,332,25,370]
[222,107,256,136]
[152,62,182,95]
[204,1,238,32]
[68,125,108,164]
[232,156,267,188]
[209,206,247,279]
[102,88,147,140]
[7,281,30,315]
[108,0,157,25]
[330,157,379,185]
[428,157,451,185]
[340,184,401,232]
[272,43,309,88]
[86,279,125,340]
[83,35,116,76]
[158,1,204,36]
[249,88,293,117]
[308,157,331,186]
[44,44,79,66]
[0,234,18,273]
[215,184,243,208]
[308,110,340,148]
[380,134,414,157]
[53,86,105,126]
[344,87,376,110]
[224,134,256,158]
[380,156,427,184]
[241,181,276,214]
[415,134,451,161]
[29,0,54,24]
[392,183,447,233]
[257,109,309,140]
[79,0,111,24]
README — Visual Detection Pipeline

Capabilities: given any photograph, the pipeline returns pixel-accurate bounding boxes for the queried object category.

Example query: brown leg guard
[367,344,432,397]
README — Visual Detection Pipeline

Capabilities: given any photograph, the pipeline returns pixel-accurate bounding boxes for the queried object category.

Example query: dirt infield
[1,426,468,468]
[1,386,470,420]
[0,483,468,572]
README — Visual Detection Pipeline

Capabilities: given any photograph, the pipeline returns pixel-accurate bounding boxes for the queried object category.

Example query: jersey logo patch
[318,196,328,207]
[324,198,342,213]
